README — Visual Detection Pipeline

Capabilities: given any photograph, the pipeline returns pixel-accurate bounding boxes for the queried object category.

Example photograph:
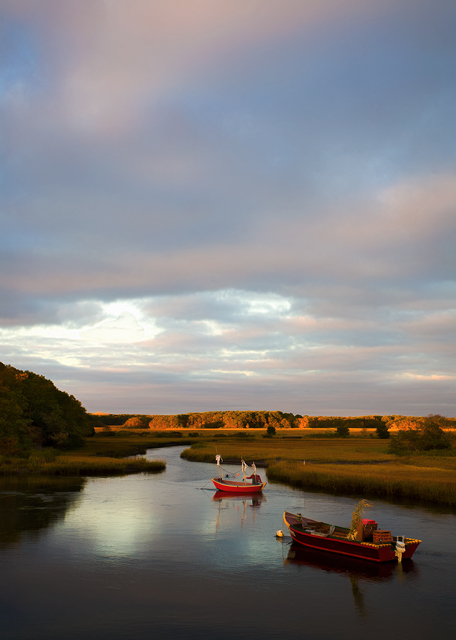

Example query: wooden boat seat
[298,517,348,539]
[329,527,350,539]
[303,522,334,536]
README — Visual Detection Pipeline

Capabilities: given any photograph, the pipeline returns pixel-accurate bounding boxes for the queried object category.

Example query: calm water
[1,446,455,639]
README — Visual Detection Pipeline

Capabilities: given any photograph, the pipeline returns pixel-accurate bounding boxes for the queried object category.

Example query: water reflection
[212,491,265,531]
[0,477,85,547]
[1,447,454,640]
[285,543,419,618]
[212,491,265,506]
[285,542,419,581]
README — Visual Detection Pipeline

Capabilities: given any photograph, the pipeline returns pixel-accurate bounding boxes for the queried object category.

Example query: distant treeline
[0,362,94,453]
[92,413,138,426]
[300,415,386,429]
[148,411,302,429]
[92,411,302,429]
[90,411,456,430]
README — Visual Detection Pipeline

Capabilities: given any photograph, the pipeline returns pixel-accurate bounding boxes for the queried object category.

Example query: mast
[215,453,222,479]
[241,459,247,482]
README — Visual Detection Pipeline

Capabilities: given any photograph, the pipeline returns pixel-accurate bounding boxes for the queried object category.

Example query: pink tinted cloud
[2,0,389,134]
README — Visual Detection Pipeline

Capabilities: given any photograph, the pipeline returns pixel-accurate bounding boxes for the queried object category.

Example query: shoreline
[180,437,456,507]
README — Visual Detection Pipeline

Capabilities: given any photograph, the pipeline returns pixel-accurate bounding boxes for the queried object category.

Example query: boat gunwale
[212,477,264,487]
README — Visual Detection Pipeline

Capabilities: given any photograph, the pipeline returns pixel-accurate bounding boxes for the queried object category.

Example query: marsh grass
[0,433,174,476]
[266,461,456,506]
[0,454,166,477]
[181,434,456,505]
[401,456,456,470]
[180,438,391,465]
[0,429,203,476]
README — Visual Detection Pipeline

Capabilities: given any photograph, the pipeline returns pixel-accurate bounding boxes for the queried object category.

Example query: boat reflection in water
[212,491,265,506]
[284,543,419,618]
[212,491,265,531]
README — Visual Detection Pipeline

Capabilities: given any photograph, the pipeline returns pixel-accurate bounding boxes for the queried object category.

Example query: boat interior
[300,520,349,538]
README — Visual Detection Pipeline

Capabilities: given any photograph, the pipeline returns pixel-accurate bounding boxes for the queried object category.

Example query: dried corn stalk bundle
[348,499,373,541]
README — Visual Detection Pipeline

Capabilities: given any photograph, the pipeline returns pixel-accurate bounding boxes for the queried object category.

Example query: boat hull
[212,478,266,493]
[284,511,420,563]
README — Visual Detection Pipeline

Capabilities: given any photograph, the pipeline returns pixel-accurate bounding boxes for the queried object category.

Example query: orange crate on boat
[373,530,392,543]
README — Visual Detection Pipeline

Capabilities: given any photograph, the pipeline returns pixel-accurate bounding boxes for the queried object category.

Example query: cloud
[79,312,145,343]
[1,0,455,415]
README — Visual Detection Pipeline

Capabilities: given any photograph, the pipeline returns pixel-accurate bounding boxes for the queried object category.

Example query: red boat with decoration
[283,501,421,563]
[211,456,266,493]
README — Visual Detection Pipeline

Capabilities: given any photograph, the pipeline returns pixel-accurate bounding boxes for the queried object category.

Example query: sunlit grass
[180,438,391,464]
[266,460,456,506]
[0,454,166,477]
[401,456,456,470]
[181,434,456,505]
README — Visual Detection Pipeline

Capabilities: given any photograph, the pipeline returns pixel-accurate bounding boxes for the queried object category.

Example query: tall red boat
[283,511,421,563]
[211,456,266,493]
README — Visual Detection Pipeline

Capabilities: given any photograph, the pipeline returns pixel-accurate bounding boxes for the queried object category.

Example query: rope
[196,479,213,490]
[219,464,243,478]
[197,463,244,488]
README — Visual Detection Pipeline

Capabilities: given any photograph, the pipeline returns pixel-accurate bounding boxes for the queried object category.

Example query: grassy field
[179,430,456,506]
[180,436,391,464]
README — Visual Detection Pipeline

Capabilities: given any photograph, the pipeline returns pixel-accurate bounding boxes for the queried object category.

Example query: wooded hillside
[0,362,94,453]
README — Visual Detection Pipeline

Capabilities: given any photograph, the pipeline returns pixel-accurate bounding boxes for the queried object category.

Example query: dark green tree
[376,423,390,439]
[389,415,451,454]
[336,423,350,437]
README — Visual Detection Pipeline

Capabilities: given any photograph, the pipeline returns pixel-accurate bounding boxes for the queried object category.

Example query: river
[0,446,455,639]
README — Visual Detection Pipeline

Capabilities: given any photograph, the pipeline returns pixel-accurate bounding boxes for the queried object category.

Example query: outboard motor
[395,535,406,562]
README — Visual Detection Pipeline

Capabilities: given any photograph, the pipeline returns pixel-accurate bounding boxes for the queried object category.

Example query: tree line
[93,411,455,432]
[0,362,94,454]
[146,410,302,429]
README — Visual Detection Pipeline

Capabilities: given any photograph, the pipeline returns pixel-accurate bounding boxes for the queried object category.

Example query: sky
[1,0,455,417]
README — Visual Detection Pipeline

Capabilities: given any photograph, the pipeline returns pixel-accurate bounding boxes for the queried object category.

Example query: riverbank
[0,455,166,477]
[266,460,456,506]
[180,433,456,506]
[0,432,177,477]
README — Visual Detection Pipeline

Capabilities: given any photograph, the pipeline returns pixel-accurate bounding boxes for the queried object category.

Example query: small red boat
[283,511,421,563]
[212,477,266,493]
[212,456,266,493]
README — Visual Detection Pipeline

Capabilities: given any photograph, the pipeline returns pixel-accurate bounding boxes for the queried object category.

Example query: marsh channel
[1,445,455,639]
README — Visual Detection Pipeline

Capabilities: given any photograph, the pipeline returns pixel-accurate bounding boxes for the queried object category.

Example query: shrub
[266,425,276,437]
[376,423,390,439]
[28,448,58,463]
[336,424,350,437]
[389,415,451,454]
